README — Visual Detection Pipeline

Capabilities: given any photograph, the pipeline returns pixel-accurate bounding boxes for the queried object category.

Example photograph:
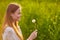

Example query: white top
[2,26,22,40]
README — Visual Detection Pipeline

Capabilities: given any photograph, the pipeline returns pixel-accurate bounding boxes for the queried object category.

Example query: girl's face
[11,8,22,21]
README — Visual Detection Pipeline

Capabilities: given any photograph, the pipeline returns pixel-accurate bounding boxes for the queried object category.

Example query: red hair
[2,3,23,40]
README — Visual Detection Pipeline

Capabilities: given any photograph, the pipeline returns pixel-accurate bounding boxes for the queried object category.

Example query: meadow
[0,0,60,40]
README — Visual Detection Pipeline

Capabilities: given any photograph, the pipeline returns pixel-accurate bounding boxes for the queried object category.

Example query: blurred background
[0,0,60,40]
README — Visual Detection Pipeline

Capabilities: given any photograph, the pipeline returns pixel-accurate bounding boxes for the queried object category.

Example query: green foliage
[0,0,60,40]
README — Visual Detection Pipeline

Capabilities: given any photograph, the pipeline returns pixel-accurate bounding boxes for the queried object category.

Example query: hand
[27,29,38,40]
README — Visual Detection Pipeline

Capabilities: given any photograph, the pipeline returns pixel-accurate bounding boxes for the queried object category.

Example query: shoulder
[3,27,15,37]
[4,27,14,33]
[3,27,20,40]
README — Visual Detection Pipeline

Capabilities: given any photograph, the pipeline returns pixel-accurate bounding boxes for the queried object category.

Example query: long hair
[2,3,23,40]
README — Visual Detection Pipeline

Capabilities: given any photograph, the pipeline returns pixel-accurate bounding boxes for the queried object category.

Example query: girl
[2,3,37,40]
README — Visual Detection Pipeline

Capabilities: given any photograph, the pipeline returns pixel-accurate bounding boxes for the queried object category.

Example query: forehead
[15,8,20,13]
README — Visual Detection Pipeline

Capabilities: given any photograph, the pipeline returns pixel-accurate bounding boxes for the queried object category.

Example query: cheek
[16,15,20,20]
[12,15,17,20]
[12,14,21,21]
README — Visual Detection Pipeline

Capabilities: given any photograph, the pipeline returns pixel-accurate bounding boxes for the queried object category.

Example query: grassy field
[0,0,60,40]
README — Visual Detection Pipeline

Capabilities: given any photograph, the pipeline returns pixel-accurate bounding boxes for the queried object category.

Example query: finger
[35,31,37,34]
[34,32,37,36]
[34,31,37,35]
[35,29,38,32]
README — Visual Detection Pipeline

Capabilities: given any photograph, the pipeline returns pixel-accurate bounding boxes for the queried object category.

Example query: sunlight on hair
[8,2,22,12]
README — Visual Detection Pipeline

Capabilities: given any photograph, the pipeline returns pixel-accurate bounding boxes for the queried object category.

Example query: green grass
[0,0,60,40]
